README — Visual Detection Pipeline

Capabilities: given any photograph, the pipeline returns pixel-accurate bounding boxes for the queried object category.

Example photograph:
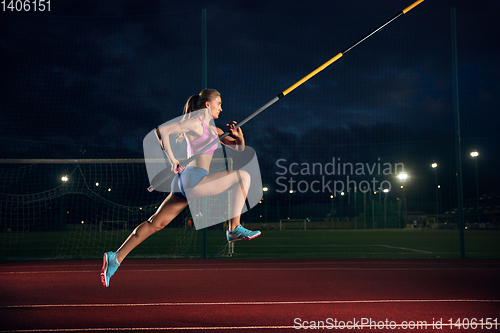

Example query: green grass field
[232,229,500,259]
[1,229,499,261]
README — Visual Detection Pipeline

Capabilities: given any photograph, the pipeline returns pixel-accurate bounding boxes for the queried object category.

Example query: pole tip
[403,0,424,14]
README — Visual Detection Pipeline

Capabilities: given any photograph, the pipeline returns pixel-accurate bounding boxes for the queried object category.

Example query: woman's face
[207,96,222,119]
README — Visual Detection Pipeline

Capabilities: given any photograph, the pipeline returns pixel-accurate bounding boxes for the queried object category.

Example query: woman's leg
[188,170,250,231]
[116,193,188,263]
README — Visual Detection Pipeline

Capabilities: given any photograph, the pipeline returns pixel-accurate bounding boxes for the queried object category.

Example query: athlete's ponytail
[184,94,200,115]
[177,89,220,142]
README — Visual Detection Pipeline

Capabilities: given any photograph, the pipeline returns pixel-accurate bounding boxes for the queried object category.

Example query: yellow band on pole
[403,0,424,14]
[282,53,343,96]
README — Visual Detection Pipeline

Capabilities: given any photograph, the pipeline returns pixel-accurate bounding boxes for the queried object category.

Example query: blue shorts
[171,166,208,199]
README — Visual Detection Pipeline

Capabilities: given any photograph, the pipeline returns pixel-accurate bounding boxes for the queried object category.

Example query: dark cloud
[0,0,499,209]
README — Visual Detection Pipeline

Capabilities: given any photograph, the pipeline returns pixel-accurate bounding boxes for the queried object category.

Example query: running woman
[101,89,261,287]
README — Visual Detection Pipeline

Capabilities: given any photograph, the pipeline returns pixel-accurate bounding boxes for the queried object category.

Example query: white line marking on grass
[247,244,434,253]
[379,245,433,253]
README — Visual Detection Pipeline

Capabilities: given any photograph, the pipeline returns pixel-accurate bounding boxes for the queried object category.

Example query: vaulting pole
[148,0,425,192]
[236,0,424,128]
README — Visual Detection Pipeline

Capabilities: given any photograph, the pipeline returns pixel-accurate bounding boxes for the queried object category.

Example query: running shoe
[101,251,120,287]
[226,225,261,243]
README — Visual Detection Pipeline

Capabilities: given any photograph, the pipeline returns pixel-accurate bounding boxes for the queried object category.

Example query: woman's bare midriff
[187,154,212,172]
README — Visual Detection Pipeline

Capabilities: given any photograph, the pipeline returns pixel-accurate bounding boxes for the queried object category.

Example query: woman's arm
[218,121,245,152]
[158,119,198,172]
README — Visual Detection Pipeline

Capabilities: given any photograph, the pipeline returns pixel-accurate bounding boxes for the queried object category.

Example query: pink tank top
[187,116,219,156]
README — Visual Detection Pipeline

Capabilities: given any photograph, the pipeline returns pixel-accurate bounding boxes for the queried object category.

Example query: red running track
[1,259,500,332]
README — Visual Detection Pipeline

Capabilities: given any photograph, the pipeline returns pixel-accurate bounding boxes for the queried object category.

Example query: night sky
[1,0,499,214]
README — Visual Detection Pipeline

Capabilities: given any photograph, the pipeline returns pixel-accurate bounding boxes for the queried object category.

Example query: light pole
[288,189,294,219]
[348,187,352,222]
[363,187,367,229]
[372,191,375,229]
[340,191,345,219]
[431,163,439,223]
[470,151,479,223]
[397,173,408,228]
[330,194,335,221]
[383,188,389,228]
[354,186,357,228]
[60,175,69,230]
[263,187,269,223]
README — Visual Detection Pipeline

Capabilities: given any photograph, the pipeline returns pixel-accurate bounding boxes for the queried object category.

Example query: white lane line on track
[2,299,499,309]
[2,266,500,274]
[1,259,497,270]
[1,323,496,332]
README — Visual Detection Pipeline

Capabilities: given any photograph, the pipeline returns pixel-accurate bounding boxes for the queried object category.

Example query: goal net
[0,158,233,260]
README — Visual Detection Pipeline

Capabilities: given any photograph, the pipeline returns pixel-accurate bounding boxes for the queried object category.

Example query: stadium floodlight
[470,151,478,158]
[61,176,68,182]
[397,173,408,181]
[431,163,437,168]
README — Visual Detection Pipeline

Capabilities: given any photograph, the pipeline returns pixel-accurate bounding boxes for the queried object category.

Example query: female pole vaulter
[101,0,425,287]
[101,89,261,287]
